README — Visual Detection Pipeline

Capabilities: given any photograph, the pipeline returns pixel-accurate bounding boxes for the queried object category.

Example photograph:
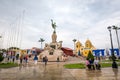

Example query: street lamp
[107,26,118,68]
[112,25,120,54]
[72,39,77,50]
[0,36,2,49]
[107,26,114,55]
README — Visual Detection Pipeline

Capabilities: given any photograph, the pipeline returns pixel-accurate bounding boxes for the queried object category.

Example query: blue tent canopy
[92,49,105,57]
[101,49,105,56]
[110,48,119,56]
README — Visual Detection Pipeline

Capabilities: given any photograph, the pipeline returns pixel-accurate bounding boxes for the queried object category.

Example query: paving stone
[0,60,120,80]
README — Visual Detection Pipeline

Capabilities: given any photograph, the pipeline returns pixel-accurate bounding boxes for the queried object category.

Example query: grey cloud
[0,0,120,49]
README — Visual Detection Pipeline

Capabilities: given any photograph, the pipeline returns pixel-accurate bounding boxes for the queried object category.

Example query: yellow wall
[83,49,92,57]
[75,39,95,57]
[76,41,82,54]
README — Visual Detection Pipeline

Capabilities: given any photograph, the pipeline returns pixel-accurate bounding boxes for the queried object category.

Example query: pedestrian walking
[44,56,48,66]
[20,55,23,64]
[33,54,38,65]
[43,57,45,62]
[12,54,16,63]
[57,56,59,62]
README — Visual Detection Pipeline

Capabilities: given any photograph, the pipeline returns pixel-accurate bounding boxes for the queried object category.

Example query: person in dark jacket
[89,59,95,70]
[34,55,38,65]
[44,56,48,66]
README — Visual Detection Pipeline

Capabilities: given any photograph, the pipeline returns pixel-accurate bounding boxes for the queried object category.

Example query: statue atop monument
[51,19,57,33]
[51,19,57,43]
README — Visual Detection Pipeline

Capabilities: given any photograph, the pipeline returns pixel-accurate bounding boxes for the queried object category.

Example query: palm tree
[112,25,120,51]
[73,39,77,50]
[107,26,118,68]
[38,38,45,49]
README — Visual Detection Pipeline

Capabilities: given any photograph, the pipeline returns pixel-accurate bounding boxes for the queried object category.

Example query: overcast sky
[0,0,120,49]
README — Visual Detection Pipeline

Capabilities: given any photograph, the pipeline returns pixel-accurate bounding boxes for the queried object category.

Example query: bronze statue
[51,19,57,43]
[51,19,57,33]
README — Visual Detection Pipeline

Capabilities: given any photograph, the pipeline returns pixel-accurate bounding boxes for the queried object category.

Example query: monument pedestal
[39,49,63,61]
[50,42,58,49]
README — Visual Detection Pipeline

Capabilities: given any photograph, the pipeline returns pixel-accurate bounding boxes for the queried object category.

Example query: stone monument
[39,20,63,61]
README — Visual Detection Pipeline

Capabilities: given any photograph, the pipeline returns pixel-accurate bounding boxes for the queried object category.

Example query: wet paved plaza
[0,62,120,80]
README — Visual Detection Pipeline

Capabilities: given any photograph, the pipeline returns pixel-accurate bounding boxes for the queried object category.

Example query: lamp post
[112,25,120,54]
[72,39,77,50]
[107,26,118,68]
[0,36,2,49]
[107,26,114,55]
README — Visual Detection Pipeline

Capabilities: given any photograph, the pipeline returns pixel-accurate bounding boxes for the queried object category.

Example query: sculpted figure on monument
[51,19,57,32]
[51,19,57,43]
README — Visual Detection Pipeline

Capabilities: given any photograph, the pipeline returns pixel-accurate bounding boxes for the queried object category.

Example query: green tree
[0,49,6,53]
[0,53,4,62]
[87,50,94,60]
[8,47,20,50]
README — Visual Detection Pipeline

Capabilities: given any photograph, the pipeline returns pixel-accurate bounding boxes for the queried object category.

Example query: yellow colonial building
[75,39,96,57]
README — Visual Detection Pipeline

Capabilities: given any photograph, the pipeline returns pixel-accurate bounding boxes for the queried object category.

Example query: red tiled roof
[61,47,73,56]
[61,47,73,51]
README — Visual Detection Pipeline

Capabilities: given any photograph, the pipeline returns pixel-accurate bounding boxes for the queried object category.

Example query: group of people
[86,57,101,70]
[1,50,49,66]
[2,51,19,63]
[20,54,48,66]
[20,54,29,65]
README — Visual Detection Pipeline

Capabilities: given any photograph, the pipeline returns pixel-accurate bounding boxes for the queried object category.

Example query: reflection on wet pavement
[0,62,120,80]
[68,67,120,80]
